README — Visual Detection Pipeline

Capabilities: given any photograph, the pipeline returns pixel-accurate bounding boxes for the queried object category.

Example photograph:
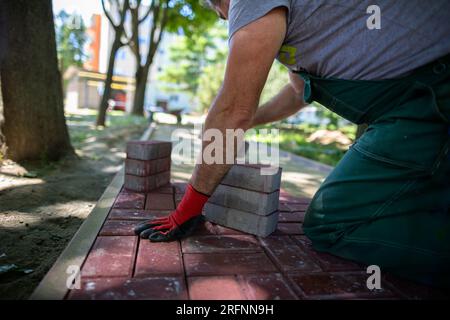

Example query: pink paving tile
[273,223,304,235]
[145,193,175,210]
[99,220,137,236]
[68,277,187,300]
[278,211,306,223]
[260,236,321,273]
[184,252,277,276]
[239,274,299,300]
[108,209,171,221]
[135,240,183,277]
[81,236,137,278]
[181,235,262,254]
[288,272,397,300]
[188,276,247,300]
[293,236,363,272]
[113,191,145,209]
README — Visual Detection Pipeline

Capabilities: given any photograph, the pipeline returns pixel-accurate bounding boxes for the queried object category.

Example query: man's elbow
[226,107,255,130]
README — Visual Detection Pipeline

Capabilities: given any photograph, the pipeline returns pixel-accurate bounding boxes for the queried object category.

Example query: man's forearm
[189,91,255,195]
[252,84,305,127]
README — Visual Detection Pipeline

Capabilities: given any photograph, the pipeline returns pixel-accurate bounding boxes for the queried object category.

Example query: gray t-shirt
[229,0,450,80]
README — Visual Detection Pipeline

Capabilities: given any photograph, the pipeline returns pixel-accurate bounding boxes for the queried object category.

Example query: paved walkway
[62,125,448,300]
[68,182,448,299]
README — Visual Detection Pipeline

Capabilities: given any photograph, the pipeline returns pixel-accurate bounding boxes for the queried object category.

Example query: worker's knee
[303,188,346,250]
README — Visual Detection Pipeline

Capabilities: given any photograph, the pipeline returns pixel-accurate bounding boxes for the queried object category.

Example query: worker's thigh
[303,72,450,276]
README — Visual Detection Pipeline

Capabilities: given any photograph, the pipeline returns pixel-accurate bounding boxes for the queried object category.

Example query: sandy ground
[0,114,148,299]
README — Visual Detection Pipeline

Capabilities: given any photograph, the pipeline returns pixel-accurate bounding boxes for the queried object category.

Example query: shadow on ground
[0,111,148,299]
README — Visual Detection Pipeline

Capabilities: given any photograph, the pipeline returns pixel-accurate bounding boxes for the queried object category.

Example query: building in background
[65,11,191,114]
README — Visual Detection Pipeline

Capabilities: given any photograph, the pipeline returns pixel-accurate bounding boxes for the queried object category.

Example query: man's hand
[134,184,209,242]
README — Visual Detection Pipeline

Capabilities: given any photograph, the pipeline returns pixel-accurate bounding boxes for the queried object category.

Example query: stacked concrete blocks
[204,164,282,237]
[124,140,172,192]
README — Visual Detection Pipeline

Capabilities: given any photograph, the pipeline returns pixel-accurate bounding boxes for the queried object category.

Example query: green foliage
[312,102,343,130]
[160,22,228,112]
[166,0,218,36]
[260,61,289,104]
[55,10,87,72]
[247,127,350,166]
[197,59,226,112]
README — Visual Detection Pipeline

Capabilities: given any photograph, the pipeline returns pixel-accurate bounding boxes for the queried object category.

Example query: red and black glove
[134,184,209,242]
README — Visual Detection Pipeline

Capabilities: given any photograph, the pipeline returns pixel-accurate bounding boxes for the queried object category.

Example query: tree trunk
[0,0,74,162]
[131,65,149,116]
[96,38,121,126]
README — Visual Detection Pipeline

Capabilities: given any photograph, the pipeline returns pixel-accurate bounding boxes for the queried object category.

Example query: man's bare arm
[252,81,306,127]
[190,7,287,195]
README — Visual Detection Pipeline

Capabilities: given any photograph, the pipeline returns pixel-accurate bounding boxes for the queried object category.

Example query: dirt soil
[0,114,148,299]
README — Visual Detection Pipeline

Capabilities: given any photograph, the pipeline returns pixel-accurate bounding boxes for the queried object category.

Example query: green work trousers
[299,54,450,288]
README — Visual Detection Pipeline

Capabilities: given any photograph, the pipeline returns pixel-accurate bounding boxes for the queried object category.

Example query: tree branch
[101,0,118,28]
[146,0,169,69]
[138,0,154,24]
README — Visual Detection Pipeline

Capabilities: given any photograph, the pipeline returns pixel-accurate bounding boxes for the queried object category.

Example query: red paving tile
[99,220,137,236]
[108,209,171,221]
[184,252,277,276]
[382,273,450,300]
[278,211,306,222]
[173,182,187,194]
[293,236,363,272]
[135,240,183,277]
[150,185,174,194]
[145,193,175,210]
[81,236,137,278]
[288,272,398,300]
[286,203,309,212]
[191,220,248,236]
[188,276,247,300]
[181,235,262,254]
[273,223,304,235]
[260,236,321,273]
[113,191,145,209]
[69,277,187,300]
[62,183,447,300]
[240,274,299,300]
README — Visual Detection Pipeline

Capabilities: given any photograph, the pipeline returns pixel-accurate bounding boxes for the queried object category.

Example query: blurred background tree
[160,23,228,112]
[55,10,87,93]
[96,0,218,124]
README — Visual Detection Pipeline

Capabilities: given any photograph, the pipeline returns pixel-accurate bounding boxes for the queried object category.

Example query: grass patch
[248,124,357,166]
[66,110,148,150]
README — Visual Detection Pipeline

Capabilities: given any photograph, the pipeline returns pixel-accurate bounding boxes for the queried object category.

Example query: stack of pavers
[124,140,172,192]
[203,164,282,237]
